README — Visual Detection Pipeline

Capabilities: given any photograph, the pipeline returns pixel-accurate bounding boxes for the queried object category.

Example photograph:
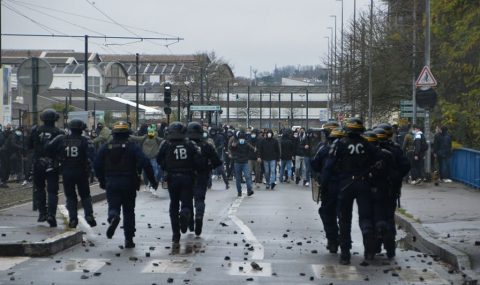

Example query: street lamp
[324,36,333,119]
[329,15,337,104]
[336,0,344,101]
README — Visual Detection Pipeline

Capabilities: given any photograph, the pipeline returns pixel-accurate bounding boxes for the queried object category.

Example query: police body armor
[104,141,137,176]
[62,135,87,169]
[164,140,196,174]
[34,125,63,158]
[335,136,371,176]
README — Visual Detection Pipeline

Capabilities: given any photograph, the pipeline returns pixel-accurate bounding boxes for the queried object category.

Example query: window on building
[88,76,101,94]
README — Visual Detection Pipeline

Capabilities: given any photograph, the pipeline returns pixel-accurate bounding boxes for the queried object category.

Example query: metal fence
[450,147,480,189]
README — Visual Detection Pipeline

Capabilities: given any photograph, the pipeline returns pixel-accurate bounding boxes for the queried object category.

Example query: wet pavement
[400,181,480,274]
[0,180,466,284]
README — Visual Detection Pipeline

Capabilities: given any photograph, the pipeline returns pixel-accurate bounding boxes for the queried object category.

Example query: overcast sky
[2,0,373,77]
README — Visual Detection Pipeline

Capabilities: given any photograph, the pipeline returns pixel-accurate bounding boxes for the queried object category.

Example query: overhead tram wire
[2,2,134,56]
[5,0,106,37]
[5,0,180,38]
[83,0,180,49]
[1,2,61,35]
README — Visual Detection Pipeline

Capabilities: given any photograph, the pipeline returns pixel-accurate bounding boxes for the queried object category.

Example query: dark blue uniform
[312,140,340,252]
[28,125,63,222]
[157,139,202,242]
[377,140,410,257]
[94,138,156,240]
[46,133,95,225]
[193,140,222,227]
[323,135,381,262]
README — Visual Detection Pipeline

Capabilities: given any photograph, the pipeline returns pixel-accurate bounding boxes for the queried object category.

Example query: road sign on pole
[415,65,437,87]
[189,105,221,112]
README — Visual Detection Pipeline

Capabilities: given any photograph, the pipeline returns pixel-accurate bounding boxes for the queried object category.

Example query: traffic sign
[400,100,425,118]
[189,105,221,111]
[17,57,53,95]
[416,66,437,87]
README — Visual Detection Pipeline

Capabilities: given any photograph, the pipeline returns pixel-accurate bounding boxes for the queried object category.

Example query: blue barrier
[450,147,480,189]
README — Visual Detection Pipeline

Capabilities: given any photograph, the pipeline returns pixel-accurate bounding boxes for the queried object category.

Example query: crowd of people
[0,107,454,264]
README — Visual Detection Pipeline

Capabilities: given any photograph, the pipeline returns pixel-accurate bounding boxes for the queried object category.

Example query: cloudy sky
[2,0,373,77]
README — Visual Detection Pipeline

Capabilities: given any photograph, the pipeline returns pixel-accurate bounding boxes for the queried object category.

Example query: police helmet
[40,109,59,122]
[363,131,378,143]
[322,122,340,132]
[377,123,393,138]
[112,121,130,134]
[344,117,365,135]
[373,128,388,141]
[329,127,345,139]
[167,121,186,140]
[186,122,203,140]
[68,119,86,131]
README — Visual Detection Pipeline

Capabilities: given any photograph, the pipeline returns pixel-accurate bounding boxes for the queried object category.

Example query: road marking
[58,205,96,240]
[59,258,109,272]
[227,192,264,260]
[0,257,30,271]
[312,264,365,281]
[397,268,447,284]
[226,261,272,277]
[142,259,192,274]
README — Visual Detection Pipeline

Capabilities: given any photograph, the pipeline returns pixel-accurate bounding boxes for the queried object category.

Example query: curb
[0,187,106,257]
[0,231,83,257]
[395,212,479,285]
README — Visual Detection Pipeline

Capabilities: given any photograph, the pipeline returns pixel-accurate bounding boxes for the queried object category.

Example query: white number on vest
[174,147,188,160]
[65,146,79,157]
[347,143,365,155]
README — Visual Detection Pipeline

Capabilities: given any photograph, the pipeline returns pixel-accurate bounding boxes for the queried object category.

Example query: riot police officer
[322,118,381,265]
[94,121,158,248]
[374,125,410,258]
[312,123,343,254]
[186,122,222,236]
[28,109,63,227]
[157,122,202,243]
[46,119,97,228]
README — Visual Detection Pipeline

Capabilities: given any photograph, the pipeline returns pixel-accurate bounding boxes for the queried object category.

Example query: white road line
[58,205,96,240]
[227,192,264,260]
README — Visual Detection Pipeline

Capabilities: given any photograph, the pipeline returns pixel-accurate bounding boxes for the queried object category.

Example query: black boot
[85,215,97,227]
[326,240,339,254]
[37,213,47,223]
[363,232,376,261]
[339,250,351,265]
[125,237,135,248]
[106,215,120,239]
[47,215,57,227]
[69,219,78,228]
[195,218,203,236]
[179,212,191,234]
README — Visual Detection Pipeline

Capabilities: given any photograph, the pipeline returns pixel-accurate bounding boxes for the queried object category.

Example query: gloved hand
[151,180,159,191]
[99,180,106,189]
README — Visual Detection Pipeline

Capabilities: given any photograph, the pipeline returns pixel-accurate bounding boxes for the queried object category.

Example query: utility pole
[352,0,357,116]
[135,53,139,129]
[226,81,230,124]
[337,0,344,101]
[330,15,337,104]
[200,67,204,120]
[247,86,250,127]
[84,35,88,111]
[424,0,432,175]
[412,0,417,124]
[368,0,373,128]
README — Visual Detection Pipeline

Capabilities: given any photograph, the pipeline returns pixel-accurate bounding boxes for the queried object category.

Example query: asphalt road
[0,180,463,285]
